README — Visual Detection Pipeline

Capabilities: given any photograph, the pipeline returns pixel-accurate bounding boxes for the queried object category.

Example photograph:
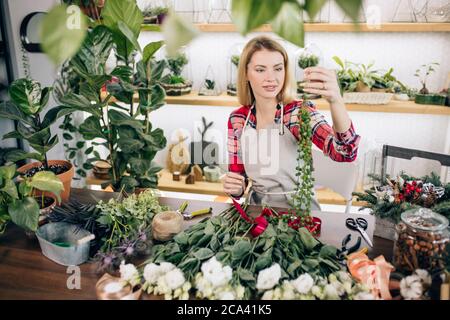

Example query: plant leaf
[29,171,64,203]
[335,0,363,23]
[8,197,39,231]
[40,4,88,65]
[193,248,214,260]
[161,9,199,57]
[117,21,141,52]
[79,116,105,140]
[9,78,42,115]
[231,0,283,35]
[143,41,164,63]
[271,2,304,47]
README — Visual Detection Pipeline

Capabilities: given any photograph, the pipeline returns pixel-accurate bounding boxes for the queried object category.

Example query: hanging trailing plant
[291,103,315,218]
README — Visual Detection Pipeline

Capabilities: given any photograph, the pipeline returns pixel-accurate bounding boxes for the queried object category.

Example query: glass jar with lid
[393,208,449,273]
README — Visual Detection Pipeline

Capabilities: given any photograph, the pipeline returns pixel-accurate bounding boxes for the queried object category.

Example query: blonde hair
[237,36,296,106]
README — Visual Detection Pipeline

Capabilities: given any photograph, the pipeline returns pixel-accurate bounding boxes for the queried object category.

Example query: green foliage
[353,172,450,222]
[205,79,215,90]
[147,205,342,294]
[414,62,440,94]
[231,55,240,68]
[95,190,168,252]
[298,54,319,69]
[0,164,63,233]
[166,52,188,76]
[0,78,66,169]
[60,17,167,192]
[40,4,88,65]
[291,105,315,217]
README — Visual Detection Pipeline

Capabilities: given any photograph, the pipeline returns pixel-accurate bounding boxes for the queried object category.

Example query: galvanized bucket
[36,222,94,266]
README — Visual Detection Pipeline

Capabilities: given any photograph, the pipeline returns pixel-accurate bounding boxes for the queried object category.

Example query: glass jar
[393,208,449,273]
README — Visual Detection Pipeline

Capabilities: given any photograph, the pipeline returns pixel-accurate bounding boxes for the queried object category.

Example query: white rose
[311,285,322,298]
[354,292,376,300]
[335,271,352,284]
[119,261,140,286]
[159,262,176,274]
[235,285,245,300]
[217,290,236,300]
[256,264,281,290]
[400,275,423,300]
[261,290,274,300]
[201,256,223,275]
[331,281,346,297]
[323,284,340,300]
[205,270,229,288]
[292,273,314,294]
[143,263,161,284]
[164,268,185,290]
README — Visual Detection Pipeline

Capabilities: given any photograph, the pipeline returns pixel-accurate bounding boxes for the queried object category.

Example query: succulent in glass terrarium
[199,65,221,96]
[226,43,244,96]
[295,43,323,99]
[162,50,192,96]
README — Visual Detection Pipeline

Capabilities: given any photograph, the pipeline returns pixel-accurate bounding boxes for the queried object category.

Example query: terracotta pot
[356,81,371,92]
[17,160,74,203]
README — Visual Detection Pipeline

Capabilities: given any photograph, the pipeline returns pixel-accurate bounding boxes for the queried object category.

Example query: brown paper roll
[152,211,184,241]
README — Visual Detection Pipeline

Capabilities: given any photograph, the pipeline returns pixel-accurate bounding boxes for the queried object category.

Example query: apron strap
[243,102,285,135]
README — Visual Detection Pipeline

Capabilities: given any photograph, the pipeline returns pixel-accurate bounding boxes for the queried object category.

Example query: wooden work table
[0,188,392,300]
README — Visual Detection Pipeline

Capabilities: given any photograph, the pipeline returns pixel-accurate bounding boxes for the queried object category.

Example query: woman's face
[246,49,285,101]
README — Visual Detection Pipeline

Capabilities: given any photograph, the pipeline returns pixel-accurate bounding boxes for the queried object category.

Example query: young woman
[223,36,361,210]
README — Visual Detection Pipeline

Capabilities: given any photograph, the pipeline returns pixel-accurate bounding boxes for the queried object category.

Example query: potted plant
[0,78,74,202]
[143,6,169,25]
[161,52,192,96]
[355,62,377,92]
[332,56,359,94]
[0,164,63,235]
[414,62,446,105]
[59,1,167,194]
[372,68,398,93]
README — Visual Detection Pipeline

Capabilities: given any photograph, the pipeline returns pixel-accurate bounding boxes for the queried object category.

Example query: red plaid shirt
[227,100,361,184]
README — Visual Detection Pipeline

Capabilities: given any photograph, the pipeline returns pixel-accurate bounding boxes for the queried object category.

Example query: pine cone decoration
[423,191,437,208]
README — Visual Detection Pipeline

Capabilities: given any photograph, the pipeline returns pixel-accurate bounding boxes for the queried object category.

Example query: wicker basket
[343,92,393,104]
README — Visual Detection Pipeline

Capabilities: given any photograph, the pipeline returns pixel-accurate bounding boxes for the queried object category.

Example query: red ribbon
[231,198,252,223]
[231,200,322,238]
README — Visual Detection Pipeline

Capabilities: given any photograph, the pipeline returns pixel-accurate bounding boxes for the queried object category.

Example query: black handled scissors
[345,217,373,248]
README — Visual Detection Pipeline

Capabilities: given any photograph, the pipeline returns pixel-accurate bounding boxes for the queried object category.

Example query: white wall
[134,0,450,185]
[1,0,62,157]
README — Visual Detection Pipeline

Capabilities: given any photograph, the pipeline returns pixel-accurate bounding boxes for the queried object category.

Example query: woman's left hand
[302,66,343,105]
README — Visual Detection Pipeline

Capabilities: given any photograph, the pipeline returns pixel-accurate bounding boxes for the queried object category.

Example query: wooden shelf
[101,91,450,115]
[86,169,366,206]
[141,23,450,33]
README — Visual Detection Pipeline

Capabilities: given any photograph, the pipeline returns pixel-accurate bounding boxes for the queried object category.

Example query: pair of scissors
[345,218,373,248]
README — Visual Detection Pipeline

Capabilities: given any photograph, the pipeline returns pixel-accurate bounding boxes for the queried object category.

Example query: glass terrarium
[206,0,232,23]
[199,65,221,96]
[425,0,450,22]
[161,47,193,96]
[294,43,323,100]
[226,43,244,96]
[172,0,208,23]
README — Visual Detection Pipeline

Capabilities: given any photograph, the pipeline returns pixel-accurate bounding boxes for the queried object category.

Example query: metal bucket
[36,222,94,266]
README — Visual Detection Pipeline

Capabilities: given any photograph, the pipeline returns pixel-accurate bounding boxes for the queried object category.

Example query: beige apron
[240,103,321,211]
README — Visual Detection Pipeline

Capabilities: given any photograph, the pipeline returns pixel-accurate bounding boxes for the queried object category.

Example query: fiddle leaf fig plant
[0,78,69,169]
[0,164,63,233]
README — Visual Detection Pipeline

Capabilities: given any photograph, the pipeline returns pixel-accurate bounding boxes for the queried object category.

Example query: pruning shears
[177,201,212,220]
